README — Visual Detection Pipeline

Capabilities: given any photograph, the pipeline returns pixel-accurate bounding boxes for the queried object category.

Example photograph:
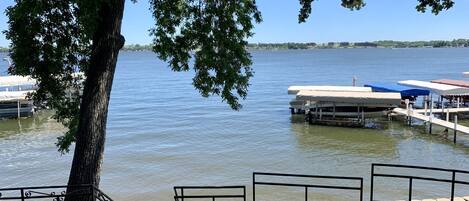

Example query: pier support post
[446,107,450,121]
[308,110,312,124]
[332,103,336,120]
[409,103,413,126]
[17,100,20,119]
[290,108,295,115]
[361,108,365,126]
[405,99,410,123]
[454,115,458,144]
[441,101,445,116]
[438,96,441,108]
[319,108,322,120]
[315,104,318,121]
[424,97,428,116]
[429,97,433,134]
[357,106,360,123]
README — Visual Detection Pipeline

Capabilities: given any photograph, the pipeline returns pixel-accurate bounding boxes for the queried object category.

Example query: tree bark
[65,0,125,200]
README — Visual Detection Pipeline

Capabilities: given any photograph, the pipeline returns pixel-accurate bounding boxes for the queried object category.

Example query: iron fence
[253,172,363,201]
[0,185,112,201]
[173,185,246,201]
[370,163,469,201]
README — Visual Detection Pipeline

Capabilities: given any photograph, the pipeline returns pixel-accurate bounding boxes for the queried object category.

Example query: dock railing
[0,184,113,201]
[173,185,246,201]
[253,172,363,201]
[370,163,469,201]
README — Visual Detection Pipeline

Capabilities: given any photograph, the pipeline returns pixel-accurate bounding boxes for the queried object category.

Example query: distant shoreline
[1,39,468,53]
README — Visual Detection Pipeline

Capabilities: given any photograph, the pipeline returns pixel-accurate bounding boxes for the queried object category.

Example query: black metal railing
[253,172,363,201]
[173,186,246,201]
[370,163,469,201]
[0,185,113,201]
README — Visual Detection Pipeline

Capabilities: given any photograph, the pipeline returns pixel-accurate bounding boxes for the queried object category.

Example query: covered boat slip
[0,75,36,88]
[0,75,39,119]
[364,83,429,98]
[292,90,401,127]
[0,90,34,118]
[0,90,33,101]
[399,80,469,108]
[296,90,401,105]
[287,85,372,95]
[398,80,469,96]
[431,79,469,102]
[432,79,469,88]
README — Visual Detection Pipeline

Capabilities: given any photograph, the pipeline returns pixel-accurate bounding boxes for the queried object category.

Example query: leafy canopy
[4,0,454,153]
[298,0,454,23]
[150,0,262,110]
[4,0,100,153]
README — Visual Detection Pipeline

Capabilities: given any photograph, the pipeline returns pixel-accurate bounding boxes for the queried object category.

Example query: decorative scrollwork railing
[0,184,113,201]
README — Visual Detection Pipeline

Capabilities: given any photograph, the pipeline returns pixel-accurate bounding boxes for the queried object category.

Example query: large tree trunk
[66,0,125,200]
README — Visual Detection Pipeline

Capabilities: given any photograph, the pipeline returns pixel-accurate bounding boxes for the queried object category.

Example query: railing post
[181,188,184,201]
[20,188,25,201]
[451,171,455,201]
[360,178,363,201]
[408,178,412,201]
[91,185,96,201]
[305,186,308,201]
[212,196,215,201]
[453,115,458,144]
[370,165,374,201]
[253,173,256,201]
[243,186,246,201]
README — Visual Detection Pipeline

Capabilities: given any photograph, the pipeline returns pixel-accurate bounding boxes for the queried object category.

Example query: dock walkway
[396,196,469,201]
[393,108,469,135]
[411,107,469,114]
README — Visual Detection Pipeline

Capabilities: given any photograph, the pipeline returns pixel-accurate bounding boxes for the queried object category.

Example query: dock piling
[454,115,458,144]
[446,107,450,121]
[17,100,20,119]
[424,97,428,116]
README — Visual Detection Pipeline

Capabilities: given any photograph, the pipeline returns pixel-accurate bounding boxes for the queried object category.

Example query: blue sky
[1,0,469,46]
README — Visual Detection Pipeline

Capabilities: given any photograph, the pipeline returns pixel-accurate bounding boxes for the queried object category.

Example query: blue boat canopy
[364,83,430,97]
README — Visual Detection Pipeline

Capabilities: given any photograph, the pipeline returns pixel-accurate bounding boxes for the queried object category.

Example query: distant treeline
[247,43,318,50]
[249,39,469,50]
[121,44,153,51]
[1,39,468,52]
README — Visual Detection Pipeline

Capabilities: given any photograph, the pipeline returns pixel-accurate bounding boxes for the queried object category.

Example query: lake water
[1,48,469,201]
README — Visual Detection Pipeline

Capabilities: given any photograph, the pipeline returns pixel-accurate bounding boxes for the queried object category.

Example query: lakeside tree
[4,0,454,199]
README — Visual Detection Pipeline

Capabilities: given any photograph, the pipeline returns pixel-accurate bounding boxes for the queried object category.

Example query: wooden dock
[393,108,469,142]
[411,107,469,114]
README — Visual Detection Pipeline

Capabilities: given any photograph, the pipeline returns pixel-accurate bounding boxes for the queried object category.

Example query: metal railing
[0,184,113,201]
[253,172,363,201]
[370,163,469,201]
[174,186,246,201]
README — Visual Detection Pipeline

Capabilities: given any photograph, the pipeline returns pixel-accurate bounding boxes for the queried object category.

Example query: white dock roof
[398,80,469,95]
[0,75,36,87]
[288,86,372,95]
[0,90,33,101]
[296,90,401,105]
